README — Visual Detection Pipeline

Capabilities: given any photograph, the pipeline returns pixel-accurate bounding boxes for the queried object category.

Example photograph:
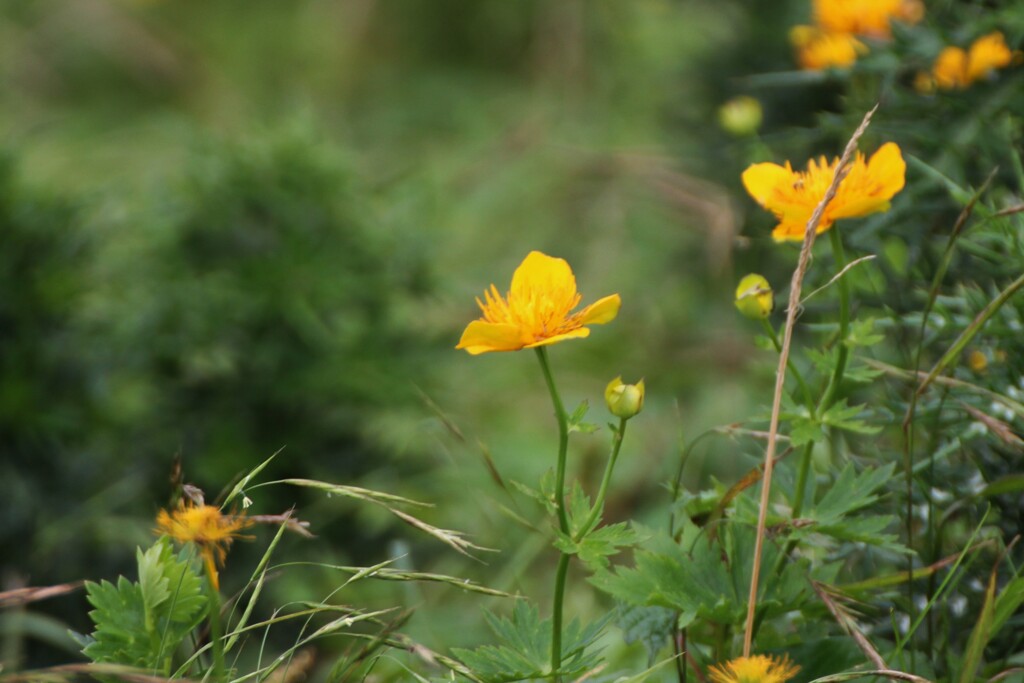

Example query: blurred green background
[5,0,1021,679]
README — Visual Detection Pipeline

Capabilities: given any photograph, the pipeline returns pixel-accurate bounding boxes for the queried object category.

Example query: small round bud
[605,376,645,419]
[718,96,763,137]
[735,273,774,320]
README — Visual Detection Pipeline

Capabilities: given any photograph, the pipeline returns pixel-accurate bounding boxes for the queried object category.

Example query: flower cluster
[918,32,1022,91]
[741,142,906,242]
[790,0,922,70]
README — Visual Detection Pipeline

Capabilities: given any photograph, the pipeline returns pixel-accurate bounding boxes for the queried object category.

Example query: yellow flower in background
[968,350,988,373]
[742,142,906,242]
[709,655,800,683]
[791,25,867,70]
[735,274,774,319]
[928,32,1022,90]
[813,0,923,39]
[456,251,621,355]
[156,502,252,590]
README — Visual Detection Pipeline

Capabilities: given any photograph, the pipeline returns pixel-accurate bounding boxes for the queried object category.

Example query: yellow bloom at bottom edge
[709,655,800,683]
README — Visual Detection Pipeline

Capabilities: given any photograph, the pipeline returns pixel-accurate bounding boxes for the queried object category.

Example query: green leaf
[616,604,675,666]
[820,400,881,436]
[452,601,606,683]
[554,523,642,571]
[82,538,207,674]
[844,318,884,348]
[567,400,599,434]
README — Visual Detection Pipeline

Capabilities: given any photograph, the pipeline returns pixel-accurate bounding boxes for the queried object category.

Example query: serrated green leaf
[555,523,642,571]
[845,318,884,348]
[820,400,881,435]
[82,539,207,675]
[616,604,675,666]
[453,602,606,683]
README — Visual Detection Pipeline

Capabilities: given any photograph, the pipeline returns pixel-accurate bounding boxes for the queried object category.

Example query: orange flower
[156,502,251,590]
[709,655,800,683]
[813,0,923,39]
[928,32,1022,90]
[456,251,620,355]
[791,25,867,70]
[742,142,906,242]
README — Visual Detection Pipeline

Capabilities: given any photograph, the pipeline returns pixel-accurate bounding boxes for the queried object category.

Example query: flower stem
[205,577,226,682]
[534,347,571,682]
[536,348,571,536]
[818,226,851,416]
[790,441,815,519]
[759,318,815,410]
[576,418,627,540]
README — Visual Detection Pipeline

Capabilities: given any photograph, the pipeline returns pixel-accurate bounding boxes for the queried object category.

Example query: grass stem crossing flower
[155,502,252,590]
[456,251,621,354]
[742,142,905,242]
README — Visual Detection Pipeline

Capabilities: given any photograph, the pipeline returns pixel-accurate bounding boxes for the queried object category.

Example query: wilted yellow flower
[735,274,774,319]
[813,0,923,39]
[156,502,251,590]
[742,142,906,242]
[791,26,867,70]
[456,251,621,355]
[709,654,800,683]
[605,376,645,419]
[719,96,763,136]
[928,32,1022,90]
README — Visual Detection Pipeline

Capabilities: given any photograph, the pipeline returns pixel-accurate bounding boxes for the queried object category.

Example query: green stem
[790,441,815,519]
[759,318,815,409]
[534,347,571,682]
[535,348,571,536]
[206,580,226,682]
[551,553,570,681]
[576,419,628,540]
[818,226,851,416]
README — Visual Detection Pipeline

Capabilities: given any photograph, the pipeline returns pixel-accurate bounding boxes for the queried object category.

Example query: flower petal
[771,217,834,242]
[456,321,524,355]
[579,294,621,325]
[524,328,591,349]
[742,163,793,211]
[866,142,906,200]
[510,250,577,301]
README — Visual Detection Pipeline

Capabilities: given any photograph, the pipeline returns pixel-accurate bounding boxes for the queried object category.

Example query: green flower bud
[718,96,763,137]
[735,274,773,320]
[605,376,645,419]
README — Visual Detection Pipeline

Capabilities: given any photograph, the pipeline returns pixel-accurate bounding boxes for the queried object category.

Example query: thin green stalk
[576,419,627,540]
[534,347,571,682]
[790,441,815,519]
[818,226,851,416]
[760,318,815,409]
[535,348,571,536]
[207,581,226,683]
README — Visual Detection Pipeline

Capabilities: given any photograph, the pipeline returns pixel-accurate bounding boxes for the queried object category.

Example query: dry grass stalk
[741,105,879,657]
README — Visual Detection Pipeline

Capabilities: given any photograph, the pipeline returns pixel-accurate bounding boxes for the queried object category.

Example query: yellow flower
[741,142,906,242]
[968,349,988,373]
[709,655,800,683]
[605,376,645,419]
[156,502,251,590]
[735,274,774,319]
[456,251,621,355]
[790,26,867,71]
[929,32,1022,90]
[813,0,923,39]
